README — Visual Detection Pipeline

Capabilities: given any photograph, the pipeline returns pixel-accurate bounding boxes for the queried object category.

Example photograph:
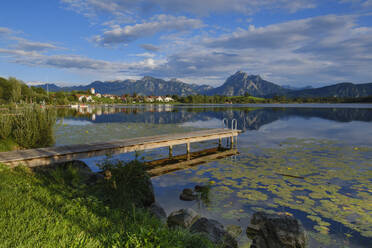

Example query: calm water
[54,104,372,248]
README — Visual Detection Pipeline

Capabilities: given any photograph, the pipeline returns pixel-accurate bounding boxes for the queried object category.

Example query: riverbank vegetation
[0,160,214,248]
[2,76,372,106]
[0,106,56,151]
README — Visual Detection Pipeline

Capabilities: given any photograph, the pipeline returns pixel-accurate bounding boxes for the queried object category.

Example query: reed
[0,106,56,149]
[0,114,12,139]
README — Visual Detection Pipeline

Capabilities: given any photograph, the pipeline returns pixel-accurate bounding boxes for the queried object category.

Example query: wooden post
[186,142,190,160]
[230,135,234,149]
[218,137,222,150]
[169,145,173,158]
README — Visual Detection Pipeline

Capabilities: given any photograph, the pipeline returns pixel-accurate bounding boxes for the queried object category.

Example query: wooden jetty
[0,128,241,168]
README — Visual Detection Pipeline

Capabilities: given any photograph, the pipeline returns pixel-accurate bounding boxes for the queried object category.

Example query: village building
[76,94,93,102]
[155,96,164,102]
[90,88,95,94]
[103,94,116,100]
[163,96,174,102]
[145,96,155,102]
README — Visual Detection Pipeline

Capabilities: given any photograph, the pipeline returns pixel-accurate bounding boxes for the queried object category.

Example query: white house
[155,96,164,102]
[95,93,102,98]
[145,96,155,102]
[76,94,93,102]
[163,96,174,102]
[90,88,95,94]
[103,94,116,100]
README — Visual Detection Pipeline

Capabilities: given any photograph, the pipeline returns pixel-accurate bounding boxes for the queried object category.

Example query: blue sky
[0,0,371,87]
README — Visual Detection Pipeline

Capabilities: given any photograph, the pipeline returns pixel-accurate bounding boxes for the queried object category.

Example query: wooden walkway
[0,128,241,168]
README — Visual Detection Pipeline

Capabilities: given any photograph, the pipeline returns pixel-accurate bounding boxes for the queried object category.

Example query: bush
[98,159,155,208]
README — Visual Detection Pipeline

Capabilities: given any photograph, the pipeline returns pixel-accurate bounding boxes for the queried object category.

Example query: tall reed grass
[0,106,56,149]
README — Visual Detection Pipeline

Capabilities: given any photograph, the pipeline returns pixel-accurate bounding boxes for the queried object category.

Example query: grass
[0,162,214,248]
[0,105,56,151]
[0,138,19,152]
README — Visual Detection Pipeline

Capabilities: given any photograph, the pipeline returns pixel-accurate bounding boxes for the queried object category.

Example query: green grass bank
[0,161,214,248]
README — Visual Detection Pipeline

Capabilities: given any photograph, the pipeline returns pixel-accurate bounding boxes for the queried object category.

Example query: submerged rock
[167,208,200,228]
[148,202,167,223]
[194,185,209,192]
[246,211,307,248]
[226,224,242,239]
[190,218,238,248]
[180,188,197,201]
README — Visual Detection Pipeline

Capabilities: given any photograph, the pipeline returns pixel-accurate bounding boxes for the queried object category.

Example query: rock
[194,185,209,192]
[226,225,242,238]
[190,218,238,248]
[148,202,167,223]
[167,208,200,228]
[180,188,197,201]
[246,224,260,239]
[246,211,307,248]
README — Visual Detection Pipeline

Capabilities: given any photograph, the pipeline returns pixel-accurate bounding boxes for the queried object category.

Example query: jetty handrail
[222,118,228,129]
[232,119,237,130]
[222,118,238,130]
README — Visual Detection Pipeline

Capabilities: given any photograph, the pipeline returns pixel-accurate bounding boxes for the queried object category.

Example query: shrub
[97,159,154,208]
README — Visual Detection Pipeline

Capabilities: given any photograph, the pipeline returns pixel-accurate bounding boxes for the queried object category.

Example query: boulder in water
[246,211,307,248]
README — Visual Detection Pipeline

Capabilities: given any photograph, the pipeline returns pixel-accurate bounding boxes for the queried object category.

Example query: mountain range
[36,71,372,98]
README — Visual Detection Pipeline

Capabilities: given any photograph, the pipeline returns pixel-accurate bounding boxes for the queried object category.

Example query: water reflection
[54,104,372,248]
[57,104,372,131]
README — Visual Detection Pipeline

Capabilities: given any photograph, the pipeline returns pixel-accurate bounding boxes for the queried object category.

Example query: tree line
[1,77,371,105]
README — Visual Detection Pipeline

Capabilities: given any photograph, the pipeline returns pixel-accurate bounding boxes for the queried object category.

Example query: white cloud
[363,0,372,6]
[140,44,160,52]
[93,15,203,45]
[61,0,317,17]
[145,14,372,86]
[11,38,58,52]
[0,47,166,77]
[134,52,156,58]
[0,27,13,35]
[205,15,353,50]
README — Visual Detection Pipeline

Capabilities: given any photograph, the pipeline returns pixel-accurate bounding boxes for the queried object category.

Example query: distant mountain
[205,71,289,97]
[282,85,313,90]
[35,72,372,98]
[37,76,213,96]
[286,82,372,98]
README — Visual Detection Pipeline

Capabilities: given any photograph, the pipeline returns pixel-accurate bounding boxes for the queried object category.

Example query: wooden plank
[0,128,241,167]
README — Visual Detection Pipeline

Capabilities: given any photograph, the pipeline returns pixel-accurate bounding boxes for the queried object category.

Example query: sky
[0,0,371,87]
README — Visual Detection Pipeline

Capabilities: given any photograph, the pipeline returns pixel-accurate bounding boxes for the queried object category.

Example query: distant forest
[0,77,371,105]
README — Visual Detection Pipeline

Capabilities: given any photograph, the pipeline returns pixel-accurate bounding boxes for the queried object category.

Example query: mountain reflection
[57,105,372,131]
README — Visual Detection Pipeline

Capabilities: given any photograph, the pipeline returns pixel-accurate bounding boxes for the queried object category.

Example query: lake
[54,104,372,248]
